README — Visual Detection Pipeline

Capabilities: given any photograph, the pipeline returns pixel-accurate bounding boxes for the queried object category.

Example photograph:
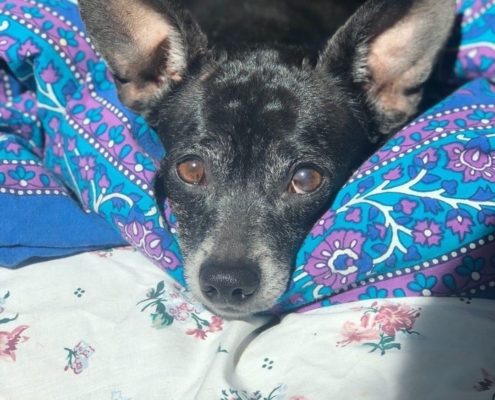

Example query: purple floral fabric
[0,0,494,314]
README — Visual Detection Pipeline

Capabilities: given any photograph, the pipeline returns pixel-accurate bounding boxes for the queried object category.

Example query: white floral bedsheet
[0,247,494,400]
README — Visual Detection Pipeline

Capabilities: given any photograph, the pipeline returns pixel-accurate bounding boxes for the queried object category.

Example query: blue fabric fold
[0,195,126,267]
[0,0,494,313]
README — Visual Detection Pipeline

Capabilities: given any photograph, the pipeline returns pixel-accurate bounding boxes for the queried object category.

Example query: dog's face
[156,51,371,317]
[79,0,455,318]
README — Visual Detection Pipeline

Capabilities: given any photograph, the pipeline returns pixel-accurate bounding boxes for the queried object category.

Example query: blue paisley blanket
[0,0,495,313]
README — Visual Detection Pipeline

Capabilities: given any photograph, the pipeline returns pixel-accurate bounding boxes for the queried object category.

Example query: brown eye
[114,75,131,85]
[177,157,206,185]
[289,167,322,194]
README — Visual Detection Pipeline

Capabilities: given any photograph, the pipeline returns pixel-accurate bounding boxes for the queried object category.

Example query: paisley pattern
[454,0,495,80]
[0,0,494,314]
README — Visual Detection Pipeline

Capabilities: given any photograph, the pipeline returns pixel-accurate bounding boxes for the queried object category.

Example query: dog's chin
[204,305,257,320]
[201,300,276,320]
[189,285,285,320]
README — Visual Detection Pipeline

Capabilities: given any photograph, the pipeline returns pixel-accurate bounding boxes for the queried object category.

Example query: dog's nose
[199,261,260,305]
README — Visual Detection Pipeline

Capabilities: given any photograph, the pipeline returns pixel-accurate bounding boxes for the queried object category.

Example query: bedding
[0,247,494,400]
[0,1,494,398]
[1,0,495,314]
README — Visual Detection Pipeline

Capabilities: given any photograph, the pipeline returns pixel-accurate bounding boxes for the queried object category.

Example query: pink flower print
[53,164,62,175]
[72,357,86,374]
[67,138,76,151]
[169,306,189,322]
[207,316,224,333]
[48,116,60,132]
[52,134,64,157]
[170,292,180,300]
[484,213,495,226]
[143,231,164,260]
[81,188,90,206]
[413,220,442,247]
[118,220,153,247]
[18,39,40,57]
[123,220,145,245]
[169,302,194,322]
[19,123,34,138]
[98,174,110,190]
[360,310,376,329]
[338,302,421,354]
[0,325,29,361]
[445,139,495,182]
[419,148,438,163]
[311,211,335,237]
[74,341,95,359]
[446,210,473,241]
[64,341,95,374]
[337,321,380,347]
[162,250,182,270]
[305,230,371,287]
[382,165,403,181]
[186,328,208,340]
[416,148,439,169]
[4,141,21,156]
[179,302,195,314]
[40,62,60,84]
[288,293,304,305]
[345,208,361,223]
[399,199,417,215]
[374,303,419,336]
[77,156,96,180]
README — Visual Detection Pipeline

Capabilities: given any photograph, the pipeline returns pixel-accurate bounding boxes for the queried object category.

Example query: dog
[79,0,456,319]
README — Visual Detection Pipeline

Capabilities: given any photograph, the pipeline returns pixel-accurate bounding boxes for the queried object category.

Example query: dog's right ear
[317,0,456,139]
[79,0,208,114]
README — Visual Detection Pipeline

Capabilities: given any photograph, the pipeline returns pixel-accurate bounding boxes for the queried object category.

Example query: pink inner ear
[107,0,186,109]
[367,18,421,103]
[364,12,444,126]
[128,5,185,77]
[369,19,417,78]
[365,0,456,118]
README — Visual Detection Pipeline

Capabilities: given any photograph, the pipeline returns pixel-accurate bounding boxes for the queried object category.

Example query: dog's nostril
[203,285,219,299]
[231,287,255,301]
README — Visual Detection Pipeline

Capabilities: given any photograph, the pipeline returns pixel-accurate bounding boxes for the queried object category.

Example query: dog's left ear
[79,0,208,115]
[318,0,456,137]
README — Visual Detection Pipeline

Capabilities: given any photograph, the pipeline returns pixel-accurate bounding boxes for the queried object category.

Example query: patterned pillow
[0,0,494,313]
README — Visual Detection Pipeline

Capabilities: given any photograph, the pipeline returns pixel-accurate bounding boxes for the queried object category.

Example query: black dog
[79,0,455,318]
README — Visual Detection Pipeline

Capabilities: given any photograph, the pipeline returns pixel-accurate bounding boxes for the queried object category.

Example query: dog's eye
[289,167,322,194]
[114,75,131,85]
[177,157,206,185]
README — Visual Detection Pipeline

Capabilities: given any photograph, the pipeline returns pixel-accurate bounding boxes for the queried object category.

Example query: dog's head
[79,0,455,318]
